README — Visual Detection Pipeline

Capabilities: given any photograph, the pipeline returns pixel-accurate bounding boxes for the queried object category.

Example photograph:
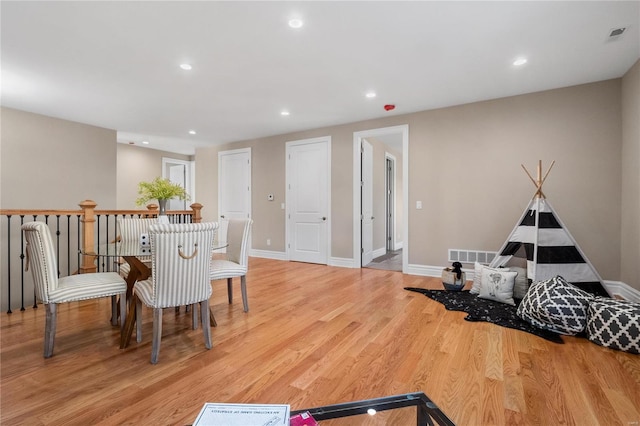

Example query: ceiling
[2,1,638,155]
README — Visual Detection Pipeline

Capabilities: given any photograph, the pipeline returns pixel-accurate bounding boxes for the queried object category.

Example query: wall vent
[448,249,497,265]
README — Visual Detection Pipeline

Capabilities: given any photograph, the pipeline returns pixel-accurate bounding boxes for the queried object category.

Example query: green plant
[136,177,190,206]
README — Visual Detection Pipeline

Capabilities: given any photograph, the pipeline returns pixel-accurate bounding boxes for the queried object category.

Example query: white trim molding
[604,280,640,302]
[329,257,357,268]
[249,249,287,261]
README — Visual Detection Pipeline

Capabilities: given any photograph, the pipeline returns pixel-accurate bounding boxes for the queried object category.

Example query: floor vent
[448,249,497,265]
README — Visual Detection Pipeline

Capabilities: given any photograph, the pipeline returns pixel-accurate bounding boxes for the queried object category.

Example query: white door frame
[353,125,408,271]
[385,152,396,251]
[361,138,374,266]
[286,136,331,263]
[162,157,195,208]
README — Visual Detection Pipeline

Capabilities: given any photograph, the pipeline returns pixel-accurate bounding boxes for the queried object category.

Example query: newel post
[190,203,202,223]
[146,204,159,217]
[79,200,97,274]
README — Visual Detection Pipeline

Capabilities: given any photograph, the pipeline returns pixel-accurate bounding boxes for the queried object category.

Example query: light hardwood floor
[1,257,639,425]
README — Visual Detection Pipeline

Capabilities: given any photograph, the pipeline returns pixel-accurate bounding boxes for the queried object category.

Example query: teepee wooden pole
[522,160,555,199]
[540,160,555,187]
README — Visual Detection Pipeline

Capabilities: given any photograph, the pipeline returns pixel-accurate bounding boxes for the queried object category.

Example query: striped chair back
[22,222,58,304]
[147,222,218,308]
[117,218,157,243]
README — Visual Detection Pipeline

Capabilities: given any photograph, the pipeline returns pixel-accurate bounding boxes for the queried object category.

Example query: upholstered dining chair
[133,222,218,364]
[116,217,157,278]
[210,218,253,313]
[21,221,127,358]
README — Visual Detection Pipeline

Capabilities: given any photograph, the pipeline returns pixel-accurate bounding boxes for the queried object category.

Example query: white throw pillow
[478,267,518,306]
[470,263,510,295]
[510,266,529,299]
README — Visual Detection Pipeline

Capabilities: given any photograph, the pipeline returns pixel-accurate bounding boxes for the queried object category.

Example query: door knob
[322,217,327,221]
[220,215,225,218]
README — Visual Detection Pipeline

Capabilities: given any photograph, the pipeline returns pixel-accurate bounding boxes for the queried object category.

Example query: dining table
[85,240,225,349]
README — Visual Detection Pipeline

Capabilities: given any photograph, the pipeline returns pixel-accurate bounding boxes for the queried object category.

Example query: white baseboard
[604,280,640,302]
[255,255,639,302]
[394,241,404,251]
[329,257,357,268]
[405,263,444,277]
[249,249,288,261]
[372,247,386,259]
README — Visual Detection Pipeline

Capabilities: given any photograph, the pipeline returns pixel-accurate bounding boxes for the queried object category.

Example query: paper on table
[193,403,290,426]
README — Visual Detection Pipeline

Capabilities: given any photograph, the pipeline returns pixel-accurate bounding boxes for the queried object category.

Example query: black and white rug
[404,287,564,343]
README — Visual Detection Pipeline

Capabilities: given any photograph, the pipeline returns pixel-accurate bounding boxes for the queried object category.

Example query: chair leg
[209,307,218,327]
[119,292,127,331]
[44,303,57,358]
[111,295,118,326]
[192,303,199,330]
[227,278,233,304]
[136,298,143,343]
[240,275,249,312]
[200,300,212,350]
[151,308,163,364]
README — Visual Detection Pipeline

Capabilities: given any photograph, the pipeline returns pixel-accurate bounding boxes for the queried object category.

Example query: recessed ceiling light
[180,63,193,71]
[288,18,303,29]
[513,58,528,66]
[365,92,377,98]
[281,110,290,116]
[142,140,149,145]
[188,130,196,135]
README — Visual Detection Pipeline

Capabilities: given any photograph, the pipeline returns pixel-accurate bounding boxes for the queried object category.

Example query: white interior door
[218,148,251,247]
[167,164,186,210]
[361,139,374,265]
[162,157,193,211]
[287,137,330,264]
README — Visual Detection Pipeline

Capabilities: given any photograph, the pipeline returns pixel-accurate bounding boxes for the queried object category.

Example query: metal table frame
[291,392,455,425]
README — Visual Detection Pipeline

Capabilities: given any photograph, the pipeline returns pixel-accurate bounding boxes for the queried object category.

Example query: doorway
[353,125,408,272]
[162,157,194,211]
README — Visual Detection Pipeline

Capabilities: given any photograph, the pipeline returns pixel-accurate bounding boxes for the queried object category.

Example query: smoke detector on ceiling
[609,27,626,38]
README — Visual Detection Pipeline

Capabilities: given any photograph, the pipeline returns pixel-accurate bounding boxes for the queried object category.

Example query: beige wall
[0,108,118,310]
[196,79,624,282]
[116,144,191,209]
[405,80,622,280]
[1,107,117,209]
[621,59,640,290]
[1,76,632,288]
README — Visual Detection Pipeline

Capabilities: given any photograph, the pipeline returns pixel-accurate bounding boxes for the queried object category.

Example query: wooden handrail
[0,202,203,222]
[0,201,204,313]
[0,199,203,275]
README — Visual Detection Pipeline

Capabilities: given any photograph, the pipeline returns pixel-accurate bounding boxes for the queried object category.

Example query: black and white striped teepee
[489,161,609,297]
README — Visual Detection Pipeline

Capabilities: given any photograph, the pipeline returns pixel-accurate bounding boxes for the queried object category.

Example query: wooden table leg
[119,256,151,349]
[120,294,138,348]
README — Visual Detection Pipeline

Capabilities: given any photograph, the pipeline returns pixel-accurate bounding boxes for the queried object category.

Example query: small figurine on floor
[451,261,463,280]
[442,261,466,291]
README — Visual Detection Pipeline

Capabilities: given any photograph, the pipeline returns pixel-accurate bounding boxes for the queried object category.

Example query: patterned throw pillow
[470,263,510,295]
[517,276,594,335]
[478,267,518,306]
[586,298,640,354]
